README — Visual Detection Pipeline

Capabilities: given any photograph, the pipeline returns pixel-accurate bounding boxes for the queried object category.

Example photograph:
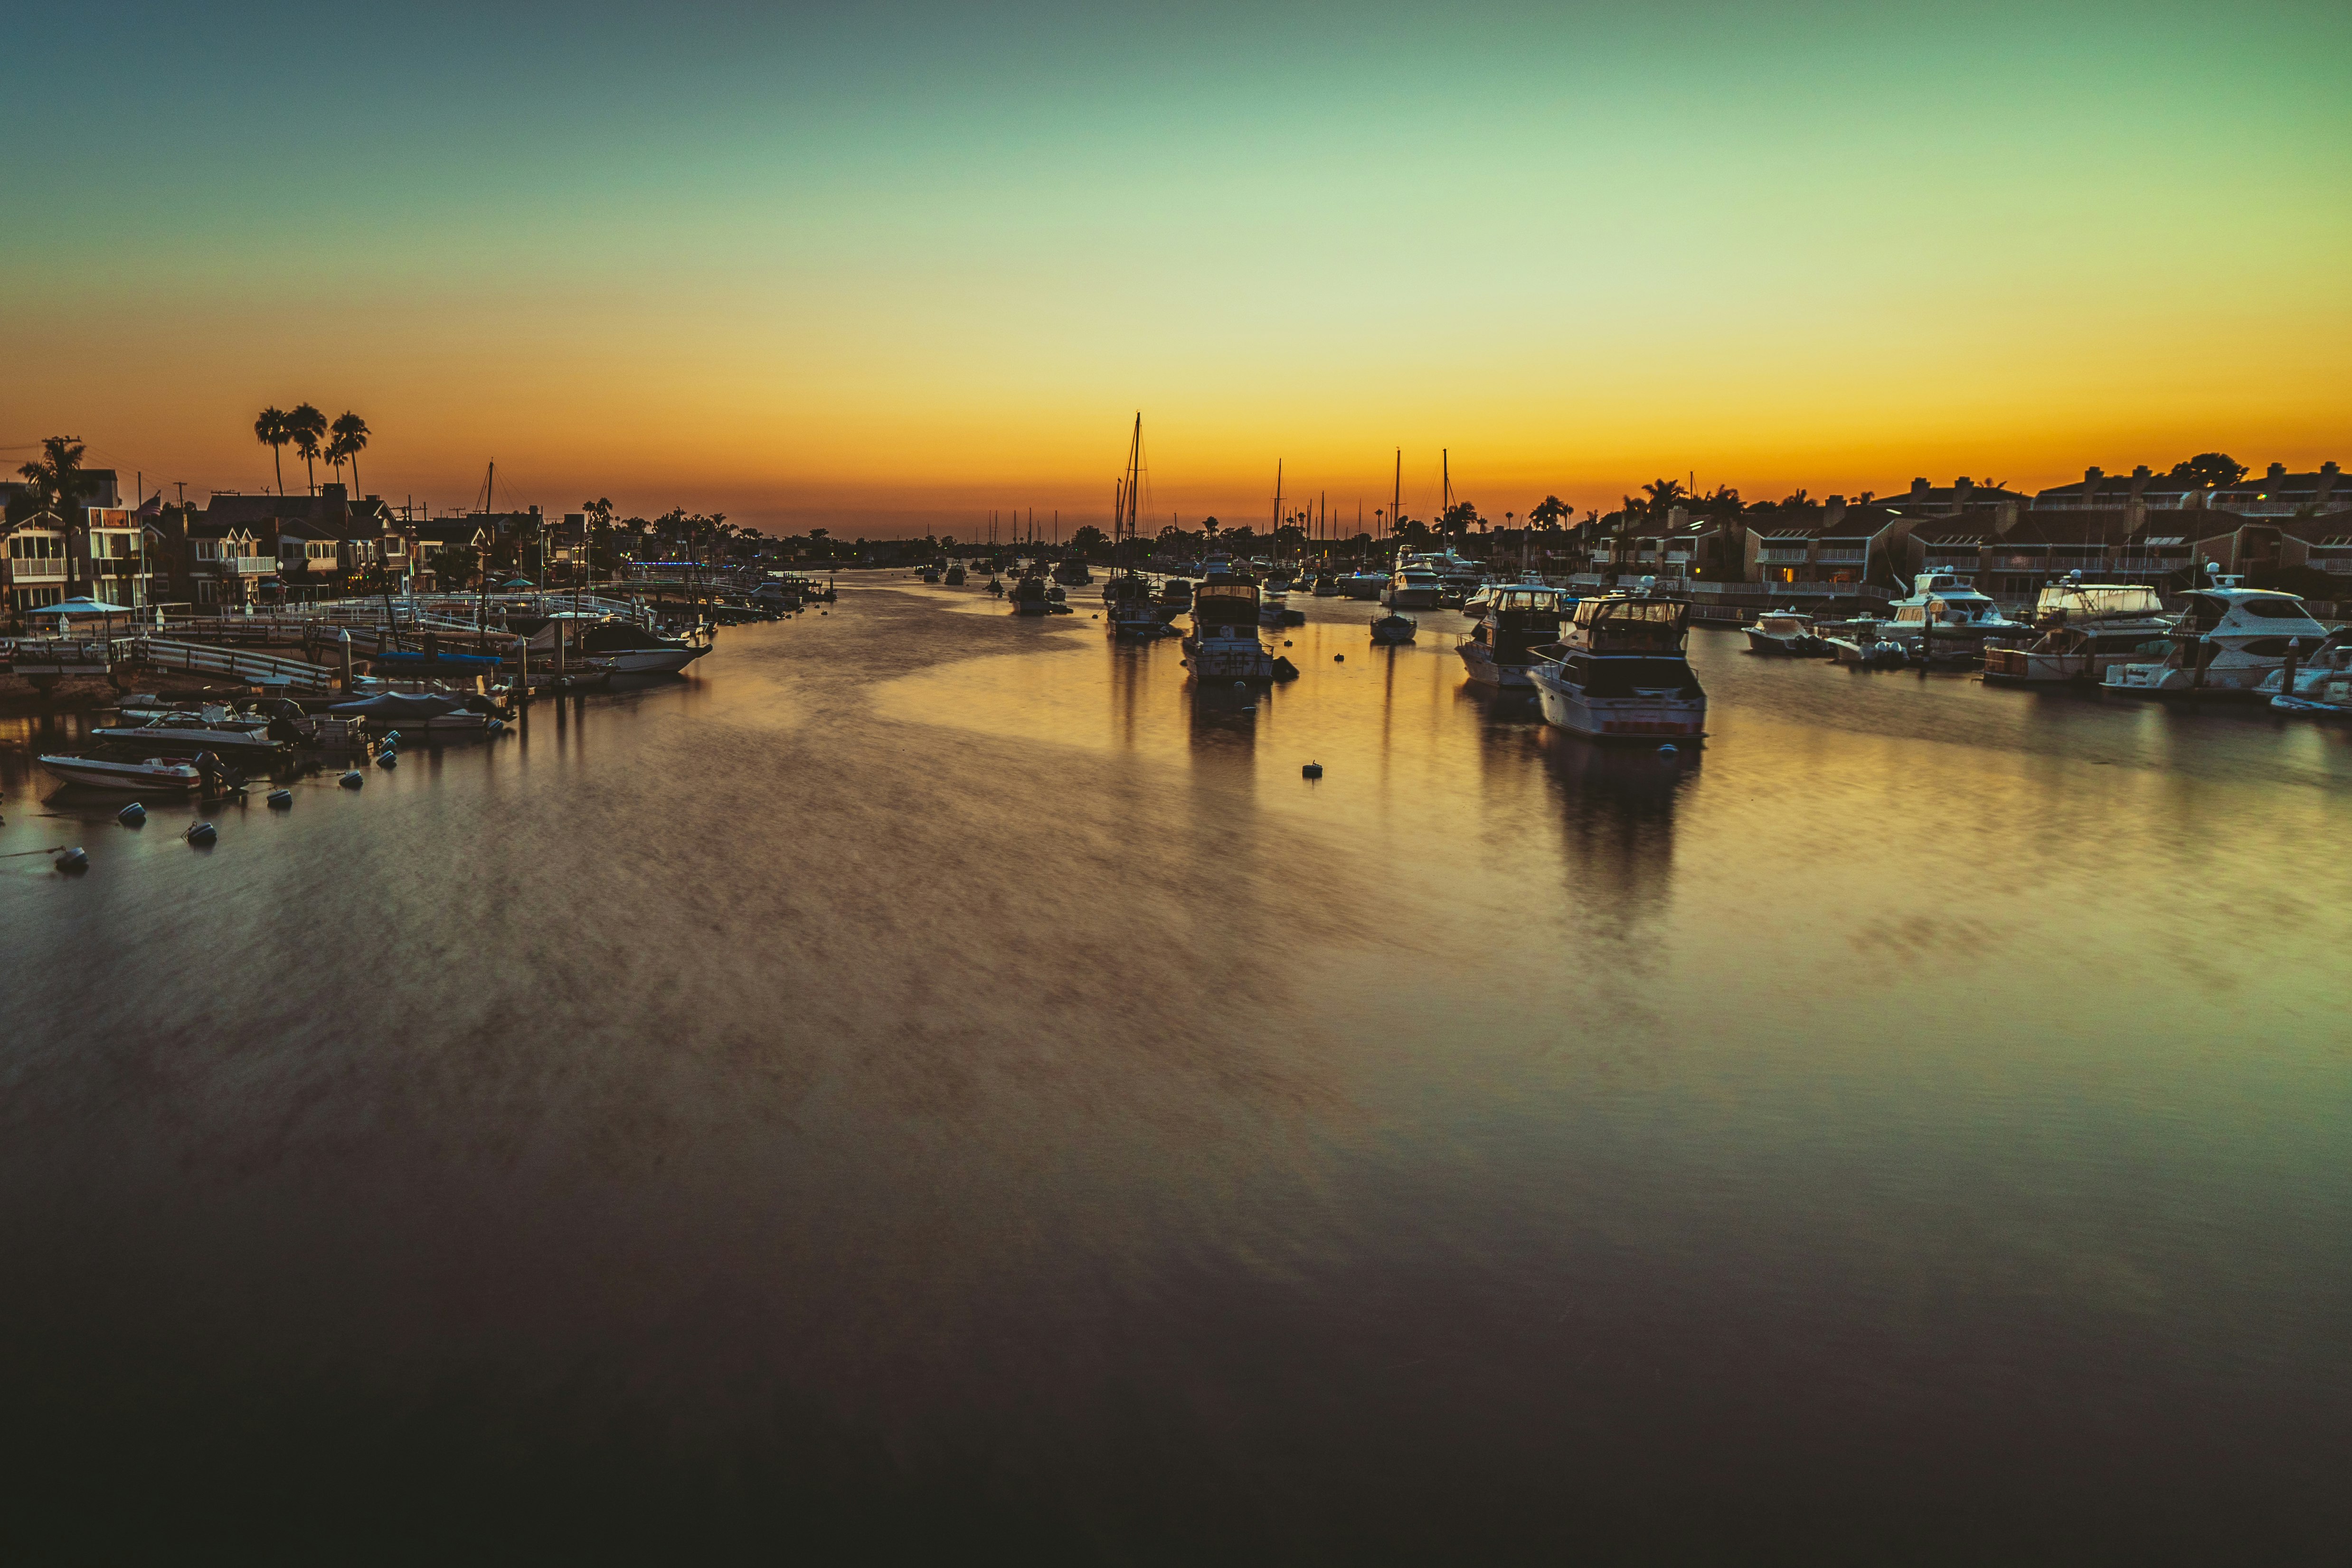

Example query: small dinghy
[1369,613,1418,645]
[39,755,204,793]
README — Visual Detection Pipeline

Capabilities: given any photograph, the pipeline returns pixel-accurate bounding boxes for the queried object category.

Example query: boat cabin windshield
[1573,597,1690,652]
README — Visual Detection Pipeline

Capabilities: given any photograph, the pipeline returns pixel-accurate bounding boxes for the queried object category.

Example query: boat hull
[39,756,202,792]
[1382,586,1441,609]
[1744,630,1820,656]
[1458,642,1533,688]
[1530,667,1704,739]
[587,646,708,675]
[88,725,283,756]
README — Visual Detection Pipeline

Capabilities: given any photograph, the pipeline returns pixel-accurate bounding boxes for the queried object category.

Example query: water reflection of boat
[1530,594,1706,739]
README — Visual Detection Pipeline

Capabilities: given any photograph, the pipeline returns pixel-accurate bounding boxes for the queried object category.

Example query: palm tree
[16,436,97,594]
[329,411,370,494]
[254,407,292,494]
[288,403,328,493]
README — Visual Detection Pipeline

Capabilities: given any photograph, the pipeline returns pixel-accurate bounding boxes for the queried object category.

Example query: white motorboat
[1459,585,1567,688]
[1339,569,1387,600]
[580,622,711,674]
[1382,560,1443,609]
[2255,626,2352,702]
[1982,583,2173,685]
[1529,593,1707,739]
[1183,571,1275,681]
[1745,612,1825,656]
[90,704,293,757]
[1820,617,1909,667]
[39,755,203,793]
[1882,571,2029,662]
[2104,587,2329,697]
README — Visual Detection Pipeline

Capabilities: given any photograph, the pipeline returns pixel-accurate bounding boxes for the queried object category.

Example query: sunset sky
[5,0,2345,535]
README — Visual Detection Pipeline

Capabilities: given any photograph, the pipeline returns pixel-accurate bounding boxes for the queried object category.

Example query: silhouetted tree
[288,404,328,493]
[253,407,292,494]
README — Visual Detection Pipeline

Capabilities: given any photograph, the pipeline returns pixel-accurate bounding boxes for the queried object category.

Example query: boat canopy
[2035,584,2163,620]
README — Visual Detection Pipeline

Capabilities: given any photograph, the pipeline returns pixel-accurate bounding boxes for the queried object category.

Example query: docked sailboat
[1459,585,1567,688]
[1103,416,1167,639]
[1529,593,1707,739]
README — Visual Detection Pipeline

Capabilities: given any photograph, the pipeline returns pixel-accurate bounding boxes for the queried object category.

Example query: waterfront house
[184,520,280,605]
[2031,465,2211,513]
[2211,463,2346,519]
[1974,514,2122,600]
[1875,476,2031,520]
[3,512,72,618]
[1745,501,1913,591]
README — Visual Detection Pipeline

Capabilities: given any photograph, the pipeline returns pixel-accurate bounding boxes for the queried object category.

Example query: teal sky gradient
[5,2,2346,530]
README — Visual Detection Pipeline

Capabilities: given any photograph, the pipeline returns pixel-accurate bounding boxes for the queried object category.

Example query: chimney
[2267,462,2287,483]
[1956,477,1975,508]
[1910,477,1931,500]
[2319,461,2341,506]
[1825,495,1847,528]
[322,481,349,533]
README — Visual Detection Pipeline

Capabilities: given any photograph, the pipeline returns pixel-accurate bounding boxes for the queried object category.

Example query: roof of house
[1876,478,2029,509]
[204,489,397,535]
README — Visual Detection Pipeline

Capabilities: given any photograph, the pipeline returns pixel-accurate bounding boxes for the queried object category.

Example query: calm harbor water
[3,582,2348,1561]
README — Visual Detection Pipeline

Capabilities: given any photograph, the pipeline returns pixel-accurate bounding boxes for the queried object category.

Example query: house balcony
[8,560,68,581]
[1815,548,1866,564]
[1756,548,1810,565]
[227,555,278,575]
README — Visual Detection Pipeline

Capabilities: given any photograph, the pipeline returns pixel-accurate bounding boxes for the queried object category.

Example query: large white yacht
[2103,587,2328,696]
[1459,585,1568,688]
[1183,569,1275,682]
[1529,591,1706,739]
[2258,626,2352,707]
[1382,557,1443,609]
[1882,570,2029,662]
[1982,581,2173,685]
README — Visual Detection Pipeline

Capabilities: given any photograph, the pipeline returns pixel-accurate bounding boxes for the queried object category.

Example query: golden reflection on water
[1,579,2348,1556]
